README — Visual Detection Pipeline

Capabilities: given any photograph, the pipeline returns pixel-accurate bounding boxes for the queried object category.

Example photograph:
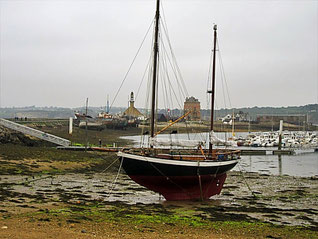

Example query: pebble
[1,226,8,229]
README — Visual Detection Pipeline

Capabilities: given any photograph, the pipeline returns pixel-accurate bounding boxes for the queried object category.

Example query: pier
[0,118,70,146]
[240,149,294,155]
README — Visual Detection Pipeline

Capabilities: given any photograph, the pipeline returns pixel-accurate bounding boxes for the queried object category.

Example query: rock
[81,229,87,233]
[1,226,8,229]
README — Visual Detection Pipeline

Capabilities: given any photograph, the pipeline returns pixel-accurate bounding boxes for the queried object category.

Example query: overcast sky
[0,0,317,109]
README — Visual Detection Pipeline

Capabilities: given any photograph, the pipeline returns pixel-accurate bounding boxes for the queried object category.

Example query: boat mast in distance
[209,24,217,157]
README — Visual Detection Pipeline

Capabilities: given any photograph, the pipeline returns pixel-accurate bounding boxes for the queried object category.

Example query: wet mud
[0,170,317,230]
[0,143,317,238]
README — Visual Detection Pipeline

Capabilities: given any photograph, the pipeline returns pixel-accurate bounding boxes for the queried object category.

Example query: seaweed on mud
[66,219,80,224]
[38,218,51,222]
[265,235,282,239]
[222,185,239,189]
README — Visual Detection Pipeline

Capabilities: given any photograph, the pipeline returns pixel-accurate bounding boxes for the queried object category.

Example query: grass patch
[0,144,118,175]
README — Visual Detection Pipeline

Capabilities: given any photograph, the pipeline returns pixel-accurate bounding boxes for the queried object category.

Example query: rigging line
[159,55,168,111]
[107,158,124,199]
[161,42,176,112]
[110,18,154,110]
[162,52,172,112]
[135,55,152,101]
[160,43,179,108]
[163,68,183,109]
[160,24,188,99]
[145,26,156,111]
[160,12,186,93]
[141,26,156,145]
[160,42,175,112]
[160,13,189,97]
[206,47,213,109]
[144,60,154,138]
[160,42,184,108]
[160,36,185,99]
[218,49,227,109]
[184,119,190,140]
[141,62,153,146]
[217,39,232,108]
[159,40,169,111]
[139,23,157,104]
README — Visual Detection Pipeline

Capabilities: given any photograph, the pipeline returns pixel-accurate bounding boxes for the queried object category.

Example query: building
[122,92,143,118]
[221,111,249,124]
[184,96,201,121]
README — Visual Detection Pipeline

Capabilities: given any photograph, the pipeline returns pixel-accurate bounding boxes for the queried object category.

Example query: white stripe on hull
[117,151,238,167]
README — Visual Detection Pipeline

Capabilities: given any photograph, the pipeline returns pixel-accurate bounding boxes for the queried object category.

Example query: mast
[209,24,217,156]
[150,0,160,138]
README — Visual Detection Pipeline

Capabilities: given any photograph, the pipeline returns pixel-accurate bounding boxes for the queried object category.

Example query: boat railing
[124,147,240,161]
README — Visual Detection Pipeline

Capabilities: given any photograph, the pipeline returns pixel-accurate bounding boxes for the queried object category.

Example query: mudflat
[0,124,317,238]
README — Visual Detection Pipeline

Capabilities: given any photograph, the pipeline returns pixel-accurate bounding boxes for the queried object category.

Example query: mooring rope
[107,158,124,199]
[100,157,119,174]
[237,162,257,198]
[12,175,54,186]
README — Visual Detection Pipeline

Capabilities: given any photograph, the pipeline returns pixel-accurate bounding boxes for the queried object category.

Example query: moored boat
[118,148,239,200]
[117,0,240,201]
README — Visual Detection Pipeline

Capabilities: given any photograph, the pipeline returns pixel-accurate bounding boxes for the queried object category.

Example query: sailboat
[118,0,240,201]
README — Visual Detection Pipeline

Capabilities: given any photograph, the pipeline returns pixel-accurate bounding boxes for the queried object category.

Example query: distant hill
[1,104,317,124]
[210,104,318,124]
[0,106,126,119]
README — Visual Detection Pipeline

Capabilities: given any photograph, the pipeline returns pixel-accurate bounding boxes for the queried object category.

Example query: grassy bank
[0,144,118,175]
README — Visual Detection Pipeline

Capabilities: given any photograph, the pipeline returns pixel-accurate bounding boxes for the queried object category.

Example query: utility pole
[85,98,88,151]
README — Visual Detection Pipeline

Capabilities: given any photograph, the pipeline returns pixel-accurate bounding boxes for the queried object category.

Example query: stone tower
[184,96,201,121]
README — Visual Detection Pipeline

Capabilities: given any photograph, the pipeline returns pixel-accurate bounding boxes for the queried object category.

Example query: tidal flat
[0,143,317,238]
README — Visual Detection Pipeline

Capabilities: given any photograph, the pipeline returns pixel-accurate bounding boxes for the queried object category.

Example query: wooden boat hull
[129,174,227,200]
[118,151,238,201]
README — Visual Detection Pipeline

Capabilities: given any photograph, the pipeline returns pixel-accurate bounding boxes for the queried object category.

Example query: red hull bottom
[130,173,227,201]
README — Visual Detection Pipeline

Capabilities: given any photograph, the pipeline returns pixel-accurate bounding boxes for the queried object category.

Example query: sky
[0,0,317,110]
